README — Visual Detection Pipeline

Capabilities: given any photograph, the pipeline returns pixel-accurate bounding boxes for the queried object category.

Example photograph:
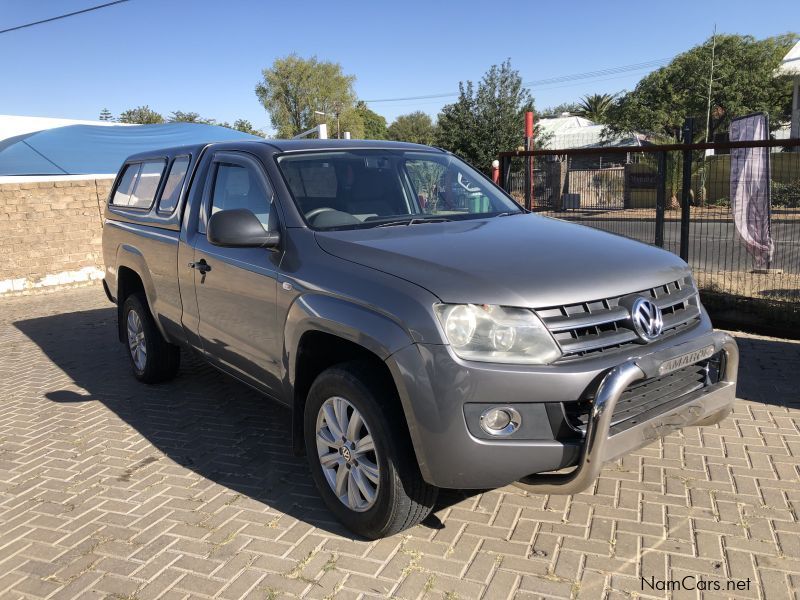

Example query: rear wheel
[122,293,180,384]
[304,361,438,539]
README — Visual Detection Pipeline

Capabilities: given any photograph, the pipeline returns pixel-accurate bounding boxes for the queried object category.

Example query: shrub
[772,180,800,208]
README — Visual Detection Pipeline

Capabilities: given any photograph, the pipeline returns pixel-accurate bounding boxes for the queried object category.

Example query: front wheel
[122,293,180,384]
[304,361,438,539]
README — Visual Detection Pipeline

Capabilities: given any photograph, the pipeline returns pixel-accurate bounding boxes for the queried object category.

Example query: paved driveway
[1,286,799,600]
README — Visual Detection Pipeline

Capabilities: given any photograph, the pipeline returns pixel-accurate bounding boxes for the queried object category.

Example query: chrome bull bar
[514,332,739,496]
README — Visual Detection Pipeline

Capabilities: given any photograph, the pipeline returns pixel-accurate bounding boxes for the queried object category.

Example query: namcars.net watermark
[642,575,752,593]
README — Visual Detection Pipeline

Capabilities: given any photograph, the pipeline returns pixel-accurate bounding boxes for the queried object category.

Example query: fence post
[655,151,666,247]
[501,156,512,193]
[524,112,534,210]
[679,118,694,261]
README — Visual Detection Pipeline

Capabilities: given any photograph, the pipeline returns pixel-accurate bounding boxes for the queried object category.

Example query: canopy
[0,122,261,176]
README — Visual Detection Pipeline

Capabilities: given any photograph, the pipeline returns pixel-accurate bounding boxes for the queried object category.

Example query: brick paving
[1,285,799,600]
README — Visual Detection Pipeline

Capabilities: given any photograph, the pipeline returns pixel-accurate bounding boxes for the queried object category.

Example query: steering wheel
[304,207,339,222]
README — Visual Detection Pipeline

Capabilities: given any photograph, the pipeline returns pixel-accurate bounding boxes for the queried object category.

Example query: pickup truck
[102,139,739,539]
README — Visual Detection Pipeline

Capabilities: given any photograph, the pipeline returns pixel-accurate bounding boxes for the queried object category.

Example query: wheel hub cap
[316,396,380,512]
[126,310,147,371]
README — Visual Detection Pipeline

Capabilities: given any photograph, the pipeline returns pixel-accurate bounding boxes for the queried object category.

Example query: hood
[314,214,691,308]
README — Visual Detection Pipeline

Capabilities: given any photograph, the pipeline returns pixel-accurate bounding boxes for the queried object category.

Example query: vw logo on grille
[629,297,664,342]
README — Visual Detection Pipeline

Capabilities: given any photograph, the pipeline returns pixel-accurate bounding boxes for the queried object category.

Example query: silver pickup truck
[102,139,738,539]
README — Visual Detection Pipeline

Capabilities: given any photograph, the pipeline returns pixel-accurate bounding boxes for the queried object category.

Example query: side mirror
[207,209,280,249]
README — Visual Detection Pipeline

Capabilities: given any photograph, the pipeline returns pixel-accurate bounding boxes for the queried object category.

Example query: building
[776,40,800,140]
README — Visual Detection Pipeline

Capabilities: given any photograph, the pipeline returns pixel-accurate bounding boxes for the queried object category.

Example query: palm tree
[576,93,617,124]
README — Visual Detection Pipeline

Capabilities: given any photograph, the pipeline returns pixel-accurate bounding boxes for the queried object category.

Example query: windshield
[276,149,522,230]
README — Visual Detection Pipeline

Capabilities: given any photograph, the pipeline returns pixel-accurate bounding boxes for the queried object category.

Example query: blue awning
[0,123,262,176]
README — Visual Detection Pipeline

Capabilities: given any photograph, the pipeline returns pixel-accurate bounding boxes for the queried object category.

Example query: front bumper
[514,332,738,495]
[386,324,738,490]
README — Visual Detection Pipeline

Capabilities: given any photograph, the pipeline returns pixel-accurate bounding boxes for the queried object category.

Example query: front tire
[304,361,438,539]
[122,293,180,384]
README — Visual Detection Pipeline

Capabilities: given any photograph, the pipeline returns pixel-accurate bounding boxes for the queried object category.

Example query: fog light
[480,406,521,436]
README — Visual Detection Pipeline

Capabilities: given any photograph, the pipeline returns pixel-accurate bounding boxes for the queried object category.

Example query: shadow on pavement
[14,308,477,538]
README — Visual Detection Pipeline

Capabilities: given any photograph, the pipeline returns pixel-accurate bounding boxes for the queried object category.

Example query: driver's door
[192,151,282,396]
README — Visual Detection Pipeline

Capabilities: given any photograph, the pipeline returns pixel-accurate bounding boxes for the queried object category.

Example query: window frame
[156,154,191,216]
[198,151,275,235]
[109,158,167,211]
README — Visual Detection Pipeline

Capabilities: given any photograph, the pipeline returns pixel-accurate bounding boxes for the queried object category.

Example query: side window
[209,161,272,229]
[111,163,141,206]
[157,156,190,214]
[111,160,165,209]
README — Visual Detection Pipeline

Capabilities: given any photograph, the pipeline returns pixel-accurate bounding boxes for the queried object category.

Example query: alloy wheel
[315,396,380,512]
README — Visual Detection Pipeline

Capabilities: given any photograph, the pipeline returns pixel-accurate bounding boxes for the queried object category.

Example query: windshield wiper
[495,211,525,217]
[374,217,452,228]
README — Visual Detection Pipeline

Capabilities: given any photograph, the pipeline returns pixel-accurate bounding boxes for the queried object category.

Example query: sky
[0,0,797,135]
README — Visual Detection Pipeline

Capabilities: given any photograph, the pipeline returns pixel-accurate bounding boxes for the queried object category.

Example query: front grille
[565,352,724,435]
[536,276,701,360]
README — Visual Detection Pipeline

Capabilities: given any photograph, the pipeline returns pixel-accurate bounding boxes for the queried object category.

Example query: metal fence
[500,137,800,336]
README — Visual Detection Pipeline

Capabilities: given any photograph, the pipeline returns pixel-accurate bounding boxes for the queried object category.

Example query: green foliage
[168,111,215,124]
[356,101,387,139]
[98,108,113,121]
[436,59,542,172]
[772,180,800,208]
[255,54,363,138]
[540,102,581,117]
[118,105,164,124]
[576,93,617,124]
[231,119,265,137]
[607,33,797,139]
[387,111,436,145]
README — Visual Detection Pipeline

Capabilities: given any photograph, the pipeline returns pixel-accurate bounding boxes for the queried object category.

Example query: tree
[231,119,265,137]
[168,110,214,123]
[540,102,581,117]
[255,54,363,138]
[436,59,542,172]
[356,101,387,139]
[118,105,164,124]
[98,108,113,121]
[575,93,616,123]
[387,111,436,145]
[607,33,797,139]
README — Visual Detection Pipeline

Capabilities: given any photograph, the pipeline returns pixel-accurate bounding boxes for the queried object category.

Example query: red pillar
[525,111,535,208]
[491,159,500,184]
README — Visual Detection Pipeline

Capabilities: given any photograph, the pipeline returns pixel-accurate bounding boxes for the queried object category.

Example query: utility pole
[705,25,717,143]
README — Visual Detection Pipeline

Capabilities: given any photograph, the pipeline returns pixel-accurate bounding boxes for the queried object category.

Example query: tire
[304,360,438,539]
[121,292,180,384]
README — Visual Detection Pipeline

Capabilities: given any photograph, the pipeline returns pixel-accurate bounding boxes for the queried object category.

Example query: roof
[776,40,800,77]
[537,116,646,149]
[0,122,261,176]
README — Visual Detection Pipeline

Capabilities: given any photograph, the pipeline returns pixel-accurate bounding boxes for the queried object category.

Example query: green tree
[575,93,616,123]
[255,54,363,138]
[356,101,387,139]
[436,59,542,172]
[98,108,113,121]
[540,102,581,117]
[387,111,436,145]
[231,119,265,137]
[118,105,164,124]
[607,33,797,139]
[168,110,215,124]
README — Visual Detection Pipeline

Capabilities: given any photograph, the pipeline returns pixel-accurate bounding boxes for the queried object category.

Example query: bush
[772,180,800,208]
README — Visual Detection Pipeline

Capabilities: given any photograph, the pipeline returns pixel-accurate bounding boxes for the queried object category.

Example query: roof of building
[537,115,648,149]
[776,40,800,77]
[0,114,125,143]
[0,119,261,176]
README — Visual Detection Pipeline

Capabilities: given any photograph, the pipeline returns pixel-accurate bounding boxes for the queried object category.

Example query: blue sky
[0,0,796,134]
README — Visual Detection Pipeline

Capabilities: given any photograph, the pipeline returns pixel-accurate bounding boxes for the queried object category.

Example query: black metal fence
[499,137,800,337]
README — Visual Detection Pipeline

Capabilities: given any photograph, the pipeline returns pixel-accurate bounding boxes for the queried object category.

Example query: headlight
[434,304,561,364]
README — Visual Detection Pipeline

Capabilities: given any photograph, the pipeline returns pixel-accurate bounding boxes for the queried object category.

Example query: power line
[0,1,131,36]
[363,57,673,104]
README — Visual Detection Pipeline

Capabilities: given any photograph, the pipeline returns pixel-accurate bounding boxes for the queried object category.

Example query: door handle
[188,259,211,274]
